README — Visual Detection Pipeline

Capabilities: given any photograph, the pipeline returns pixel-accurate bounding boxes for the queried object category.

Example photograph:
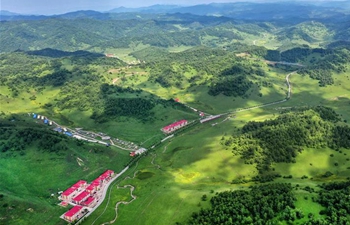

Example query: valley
[1,1,350,225]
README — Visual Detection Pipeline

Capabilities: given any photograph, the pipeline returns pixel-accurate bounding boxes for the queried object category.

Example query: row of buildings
[59,170,115,223]
[129,147,147,157]
[162,120,188,134]
[32,113,53,125]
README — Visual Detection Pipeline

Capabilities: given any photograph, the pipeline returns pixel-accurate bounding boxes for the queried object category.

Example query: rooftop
[72,191,89,202]
[82,196,95,206]
[62,180,87,196]
[64,205,83,218]
[162,120,187,131]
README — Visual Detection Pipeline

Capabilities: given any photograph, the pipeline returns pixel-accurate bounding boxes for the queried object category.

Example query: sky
[1,0,341,15]
[1,0,345,15]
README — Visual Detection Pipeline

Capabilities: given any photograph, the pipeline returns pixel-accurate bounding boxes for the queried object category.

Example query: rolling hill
[1,2,350,225]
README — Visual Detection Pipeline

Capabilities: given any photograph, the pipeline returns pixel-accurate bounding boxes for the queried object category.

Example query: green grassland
[84,120,256,225]
[1,43,350,225]
[285,69,350,122]
[80,62,350,224]
[109,61,288,114]
[82,107,350,225]
[0,118,131,225]
[0,53,199,143]
[1,6,350,224]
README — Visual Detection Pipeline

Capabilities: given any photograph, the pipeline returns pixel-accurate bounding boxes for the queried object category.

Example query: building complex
[162,120,188,134]
[59,170,115,223]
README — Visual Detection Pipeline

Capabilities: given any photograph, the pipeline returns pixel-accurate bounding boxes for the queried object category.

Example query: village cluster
[30,112,224,223]
[30,113,142,153]
[58,170,115,223]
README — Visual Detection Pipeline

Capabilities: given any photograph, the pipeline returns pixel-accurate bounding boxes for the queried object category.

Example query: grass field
[79,67,350,225]
[0,130,131,225]
[1,48,350,224]
[81,108,350,224]
[284,70,350,122]
[274,147,350,179]
[112,65,288,115]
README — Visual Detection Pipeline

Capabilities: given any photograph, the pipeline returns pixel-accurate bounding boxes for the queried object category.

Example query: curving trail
[91,163,138,225]
[286,71,294,99]
[230,71,295,114]
[91,70,296,224]
[90,167,129,225]
[151,153,161,169]
[102,185,137,225]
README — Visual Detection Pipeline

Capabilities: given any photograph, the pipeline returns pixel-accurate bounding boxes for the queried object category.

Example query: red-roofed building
[92,177,103,189]
[61,180,87,201]
[82,196,96,207]
[64,205,84,222]
[162,120,188,134]
[86,183,98,193]
[60,202,68,207]
[72,191,90,205]
[102,170,114,177]
[99,170,114,182]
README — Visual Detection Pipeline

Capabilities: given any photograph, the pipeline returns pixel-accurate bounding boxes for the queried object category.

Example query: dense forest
[185,181,350,225]
[0,118,71,154]
[316,181,350,224]
[222,107,350,172]
[92,98,155,123]
[186,183,298,225]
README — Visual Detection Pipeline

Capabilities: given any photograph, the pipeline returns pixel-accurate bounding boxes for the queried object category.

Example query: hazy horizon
[1,0,347,15]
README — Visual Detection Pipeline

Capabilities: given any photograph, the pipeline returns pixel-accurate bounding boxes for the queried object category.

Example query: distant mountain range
[1,1,349,53]
[1,1,350,22]
[109,4,180,13]
[0,10,20,16]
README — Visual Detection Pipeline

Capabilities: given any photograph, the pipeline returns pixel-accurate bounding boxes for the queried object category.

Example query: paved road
[89,167,129,225]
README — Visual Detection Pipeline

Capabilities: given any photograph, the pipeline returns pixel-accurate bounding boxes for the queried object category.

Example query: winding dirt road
[89,70,296,224]
[102,185,137,225]
[230,71,295,113]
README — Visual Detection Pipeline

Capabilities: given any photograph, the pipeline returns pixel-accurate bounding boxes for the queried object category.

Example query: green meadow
[0,47,349,225]
[0,128,130,225]
[82,108,350,225]
[1,4,350,224]
[80,65,350,225]
[285,69,350,122]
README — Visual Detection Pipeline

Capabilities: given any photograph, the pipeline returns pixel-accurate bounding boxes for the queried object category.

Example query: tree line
[221,107,350,173]
[185,183,298,225]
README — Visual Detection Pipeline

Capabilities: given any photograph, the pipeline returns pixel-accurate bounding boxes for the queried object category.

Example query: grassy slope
[111,63,288,114]
[1,49,349,224]
[84,120,256,225]
[0,61,199,143]
[0,118,131,225]
[82,69,350,225]
[285,69,350,122]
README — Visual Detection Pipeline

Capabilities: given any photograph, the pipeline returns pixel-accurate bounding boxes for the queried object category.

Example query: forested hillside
[1,6,350,52]
[222,107,350,173]
[1,2,350,225]
[186,181,350,225]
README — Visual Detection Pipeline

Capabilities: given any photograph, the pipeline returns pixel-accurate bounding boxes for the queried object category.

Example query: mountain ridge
[1,1,349,22]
